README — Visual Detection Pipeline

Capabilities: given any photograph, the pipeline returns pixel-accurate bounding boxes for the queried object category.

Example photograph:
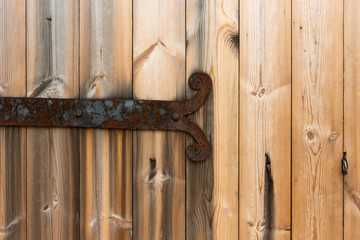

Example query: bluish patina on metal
[0,73,212,161]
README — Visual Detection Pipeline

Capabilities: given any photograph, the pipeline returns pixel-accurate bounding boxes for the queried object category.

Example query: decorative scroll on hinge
[0,73,212,161]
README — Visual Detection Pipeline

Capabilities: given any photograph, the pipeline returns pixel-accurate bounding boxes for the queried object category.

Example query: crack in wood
[29,76,65,98]
[348,188,360,212]
[134,40,177,74]
[0,217,21,237]
[109,214,132,230]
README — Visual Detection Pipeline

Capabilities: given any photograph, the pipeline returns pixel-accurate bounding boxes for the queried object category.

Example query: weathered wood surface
[0,1,26,239]
[292,0,344,239]
[239,0,291,239]
[186,0,239,239]
[2,1,360,239]
[79,0,133,239]
[133,0,186,239]
[26,0,80,239]
[344,0,360,238]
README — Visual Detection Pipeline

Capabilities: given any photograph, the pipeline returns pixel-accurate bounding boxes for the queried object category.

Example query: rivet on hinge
[342,152,349,175]
[0,72,213,161]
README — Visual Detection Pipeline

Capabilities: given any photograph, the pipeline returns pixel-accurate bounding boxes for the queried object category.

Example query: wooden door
[0,0,359,239]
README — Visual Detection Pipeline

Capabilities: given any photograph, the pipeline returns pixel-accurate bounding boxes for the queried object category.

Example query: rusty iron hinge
[0,73,212,161]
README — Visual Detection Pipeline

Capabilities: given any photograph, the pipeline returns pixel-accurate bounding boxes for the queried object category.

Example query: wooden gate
[0,0,359,239]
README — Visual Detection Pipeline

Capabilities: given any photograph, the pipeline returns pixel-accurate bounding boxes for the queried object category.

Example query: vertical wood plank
[79,0,132,239]
[133,0,185,239]
[344,0,360,238]
[0,0,26,239]
[292,0,343,239]
[186,0,239,239]
[239,0,291,239]
[26,0,80,239]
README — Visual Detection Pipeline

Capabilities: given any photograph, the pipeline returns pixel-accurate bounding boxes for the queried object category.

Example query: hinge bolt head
[172,112,180,121]
[75,110,82,117]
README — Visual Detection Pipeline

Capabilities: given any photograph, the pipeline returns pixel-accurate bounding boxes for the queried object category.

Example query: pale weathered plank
[239,0,291,239]
[0,1,26,239]
[26,0,80,239]
[186,0,239,239]
[344,0,360,238]
[79,0,132,239]
[292,0,343,239]
[133,0,186,239]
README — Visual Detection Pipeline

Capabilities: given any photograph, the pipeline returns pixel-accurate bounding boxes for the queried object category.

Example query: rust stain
[0,73,213,161]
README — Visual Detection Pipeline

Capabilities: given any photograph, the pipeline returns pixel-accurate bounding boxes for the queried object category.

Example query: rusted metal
[0,72,212,161]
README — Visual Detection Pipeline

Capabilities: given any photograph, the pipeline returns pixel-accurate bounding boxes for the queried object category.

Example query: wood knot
[251,86,267,99]
[52,194,59,209]
[307,130,315,139]
[223,208,231,216]
[43,203,51,212]
[328,132,338,142]
[256,220,267,232]
[247,220,254,227]
[305,128,321,154]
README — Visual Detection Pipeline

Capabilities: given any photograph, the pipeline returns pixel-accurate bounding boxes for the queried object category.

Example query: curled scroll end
[186,142,210,162]
[186,142,211,162]
[182,73,212,116]
[189,74,204,90]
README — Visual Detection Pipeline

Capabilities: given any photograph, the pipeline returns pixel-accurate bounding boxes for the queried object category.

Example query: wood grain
[239,0,291,239]
[186,0,239,239]
[133,0,185,239]
[26,0,80,239]
[0,1,26,239]
[79,0,132,239]
[292,0,343,239]
[344,0,360,238]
